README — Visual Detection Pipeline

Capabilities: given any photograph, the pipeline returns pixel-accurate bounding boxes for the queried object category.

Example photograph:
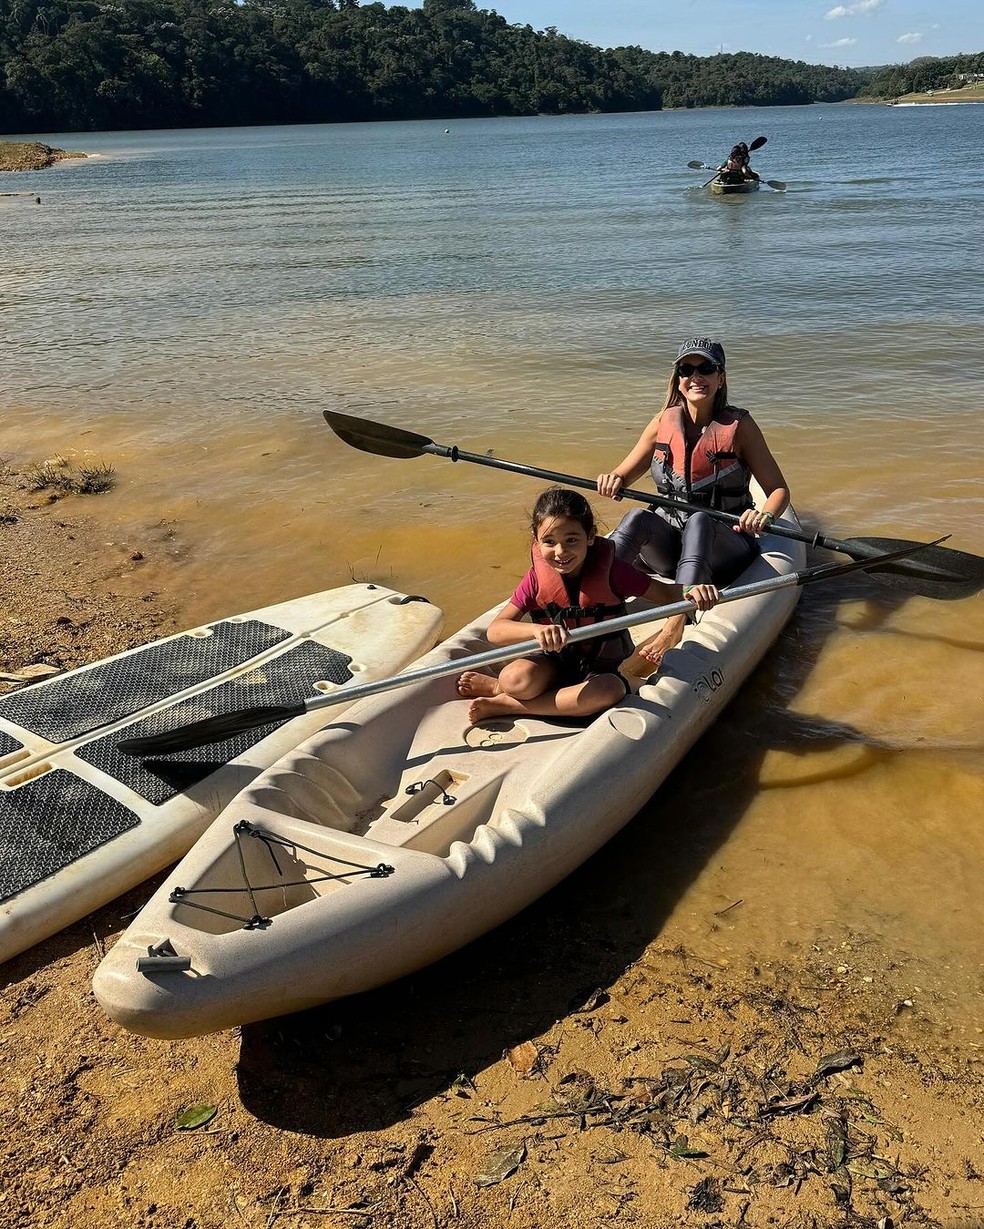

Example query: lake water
[2,104,982,1026]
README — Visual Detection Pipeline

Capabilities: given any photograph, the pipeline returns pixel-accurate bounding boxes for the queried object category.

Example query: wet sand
[1,422,982,1228]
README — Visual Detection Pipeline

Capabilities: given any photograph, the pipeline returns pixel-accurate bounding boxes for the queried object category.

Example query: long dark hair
[530,487,596,537]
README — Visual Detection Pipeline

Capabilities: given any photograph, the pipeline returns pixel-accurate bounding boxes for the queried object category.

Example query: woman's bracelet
[763,511,775,524]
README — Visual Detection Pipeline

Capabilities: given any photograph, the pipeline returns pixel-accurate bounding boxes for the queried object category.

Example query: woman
[718,142,758,184]
[596,336,789,669]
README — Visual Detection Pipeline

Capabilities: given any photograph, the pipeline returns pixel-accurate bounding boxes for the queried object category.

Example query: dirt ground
[1,462,982,1229]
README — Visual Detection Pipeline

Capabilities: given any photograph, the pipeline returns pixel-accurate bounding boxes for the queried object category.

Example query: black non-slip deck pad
[0,620,293,744]
[0,730,22,759]
[75,640,354,806]
[0,769,140,904]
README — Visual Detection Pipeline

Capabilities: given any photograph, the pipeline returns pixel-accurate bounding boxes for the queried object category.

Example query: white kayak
[0,585,443,965]
[94,522,806,1038]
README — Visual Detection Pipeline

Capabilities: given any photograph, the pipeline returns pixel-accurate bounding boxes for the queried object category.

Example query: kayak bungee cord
[165,819,395,931]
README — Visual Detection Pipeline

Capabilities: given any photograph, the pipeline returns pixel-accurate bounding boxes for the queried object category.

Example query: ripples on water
[2,105,982,1022]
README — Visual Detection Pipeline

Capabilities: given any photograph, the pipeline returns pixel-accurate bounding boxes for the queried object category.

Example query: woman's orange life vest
[529,537,629,664]
[650,405,753,527]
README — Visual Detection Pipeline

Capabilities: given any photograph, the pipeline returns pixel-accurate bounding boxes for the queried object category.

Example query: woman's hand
[596,472,625,500]
[533,623,569,653]
[735,507,773,537]
[685,583,720,611]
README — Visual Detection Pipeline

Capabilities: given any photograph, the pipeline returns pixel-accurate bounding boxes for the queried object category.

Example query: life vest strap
[538,601,624,625]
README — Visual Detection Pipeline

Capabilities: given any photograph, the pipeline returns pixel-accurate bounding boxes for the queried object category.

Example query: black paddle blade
[750,135,768,151]
[765,180,787,191]
[687,160,707,169]
[798,537,945,587]
[117,702,305,756]
[323,410,434,460]
[838,536,984,601]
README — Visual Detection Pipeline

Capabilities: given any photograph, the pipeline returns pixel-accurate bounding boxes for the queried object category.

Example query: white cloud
[822,37,858,46]
[897,32,923,43]
[824,0,884,18]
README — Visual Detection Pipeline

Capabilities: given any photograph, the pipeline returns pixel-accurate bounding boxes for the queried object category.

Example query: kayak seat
[242,755,364,833]
[362,712,580,857]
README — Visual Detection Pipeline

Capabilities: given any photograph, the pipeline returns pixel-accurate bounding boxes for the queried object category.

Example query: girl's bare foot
[627,614,687,674]
[467,694,523,723]
[456,671,499,698]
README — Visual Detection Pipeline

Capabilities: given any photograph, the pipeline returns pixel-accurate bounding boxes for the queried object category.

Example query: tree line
[4,0,977,136]
[857,52,984,100]
[0,0,878,133]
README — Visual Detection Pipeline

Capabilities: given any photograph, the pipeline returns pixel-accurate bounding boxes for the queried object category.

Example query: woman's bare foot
[626,614,687,674]
[467,694,524,723]
[456,671,499,698]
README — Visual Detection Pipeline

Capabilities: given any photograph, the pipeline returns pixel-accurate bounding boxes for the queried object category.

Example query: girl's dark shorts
[529,648,631,698]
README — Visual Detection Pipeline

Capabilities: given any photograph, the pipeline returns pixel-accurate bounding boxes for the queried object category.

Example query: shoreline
[2,456,983,1227]
[0,141,87,173]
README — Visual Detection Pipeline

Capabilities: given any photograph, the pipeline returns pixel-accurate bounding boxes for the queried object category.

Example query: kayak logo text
[692,668,725,704]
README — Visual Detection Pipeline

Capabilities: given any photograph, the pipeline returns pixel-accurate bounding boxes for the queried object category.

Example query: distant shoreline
[887,98,984,106]
[0,141,87,172]
[885,85,984,106]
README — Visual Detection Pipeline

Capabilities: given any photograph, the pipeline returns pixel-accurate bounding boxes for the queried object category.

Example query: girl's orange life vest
[530,537,629,663]
[650,405,753,527]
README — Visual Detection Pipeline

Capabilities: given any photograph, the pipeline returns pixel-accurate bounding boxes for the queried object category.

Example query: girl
[458,487,719,724]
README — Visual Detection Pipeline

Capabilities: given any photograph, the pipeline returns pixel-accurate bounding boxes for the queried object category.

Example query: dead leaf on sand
[505,1040,541,1076]
[475,1141,526,1187]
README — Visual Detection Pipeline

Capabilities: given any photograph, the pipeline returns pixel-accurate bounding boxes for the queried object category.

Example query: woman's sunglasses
[676,360,720,377]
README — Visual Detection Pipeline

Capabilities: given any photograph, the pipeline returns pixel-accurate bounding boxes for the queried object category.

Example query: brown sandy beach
[0,142,87,174]
[1,459,983,1229]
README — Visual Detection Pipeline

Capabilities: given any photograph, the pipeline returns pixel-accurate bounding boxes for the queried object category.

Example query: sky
[405,1,984,69]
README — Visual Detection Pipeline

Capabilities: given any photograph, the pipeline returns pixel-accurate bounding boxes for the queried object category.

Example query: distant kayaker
[457,487,719,723]
[718,142,759,184]
[596,337,789,669]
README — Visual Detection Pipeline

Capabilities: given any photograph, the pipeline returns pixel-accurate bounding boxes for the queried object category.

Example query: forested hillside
[0,0,869,133]
[857,53,984,99]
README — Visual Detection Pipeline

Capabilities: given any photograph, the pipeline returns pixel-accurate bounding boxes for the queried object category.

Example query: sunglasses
[676,360,720,378]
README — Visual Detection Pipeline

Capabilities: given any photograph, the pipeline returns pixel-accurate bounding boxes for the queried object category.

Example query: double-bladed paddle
[117,540,942,756]
[323,410,983,602]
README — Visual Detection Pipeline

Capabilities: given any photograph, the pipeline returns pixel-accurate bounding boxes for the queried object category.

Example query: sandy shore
[0,142,87,173]
[1,462,982,1229]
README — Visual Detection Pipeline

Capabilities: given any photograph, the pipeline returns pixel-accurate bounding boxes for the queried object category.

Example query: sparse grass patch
[22,456,116,495]
[346,543,393,584]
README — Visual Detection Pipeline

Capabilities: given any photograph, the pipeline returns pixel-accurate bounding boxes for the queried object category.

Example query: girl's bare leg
[467,673,626,724]
[459,656,555,713]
